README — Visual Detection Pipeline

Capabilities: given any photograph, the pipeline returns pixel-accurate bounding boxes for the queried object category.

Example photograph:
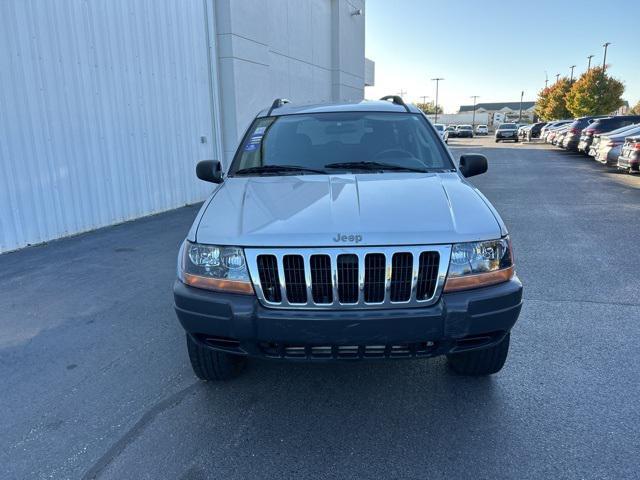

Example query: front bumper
[496,132,517,139]
[174,277,523,360]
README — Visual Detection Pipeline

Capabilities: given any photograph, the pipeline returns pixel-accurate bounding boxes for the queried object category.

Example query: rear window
[230,112,455,174]
[433,124,444,131]
[458,125,472,130]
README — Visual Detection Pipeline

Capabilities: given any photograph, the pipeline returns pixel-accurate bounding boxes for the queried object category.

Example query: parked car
[456,124,474,138]
[526,122,547,141]
[174,97,522,380]
[475,124,488,135]
[433,123,446,140]
[561,116,605,151]
[541,120,572,142]
[517,125,528,138]
[595,125,640,166]
[443,125,457,144]
[550,125,570,146]
[589,124,640,157]
[617,135,640,173]
[578,116,640,154]
[495,123,518,142]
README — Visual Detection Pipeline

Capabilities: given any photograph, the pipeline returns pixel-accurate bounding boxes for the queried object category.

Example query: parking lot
[1,137,640,479]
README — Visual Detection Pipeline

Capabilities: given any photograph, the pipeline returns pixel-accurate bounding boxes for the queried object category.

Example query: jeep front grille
[245,246,451,310]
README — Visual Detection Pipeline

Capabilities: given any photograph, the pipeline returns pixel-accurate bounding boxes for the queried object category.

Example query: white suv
[475,125,488,135]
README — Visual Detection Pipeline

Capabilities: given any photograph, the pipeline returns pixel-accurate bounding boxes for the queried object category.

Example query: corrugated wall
[0,0,220,253]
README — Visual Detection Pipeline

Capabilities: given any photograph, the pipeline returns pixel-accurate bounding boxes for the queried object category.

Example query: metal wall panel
[0,0,220,253]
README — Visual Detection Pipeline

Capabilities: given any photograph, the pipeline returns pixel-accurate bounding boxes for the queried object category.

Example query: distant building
[458,101,536,125]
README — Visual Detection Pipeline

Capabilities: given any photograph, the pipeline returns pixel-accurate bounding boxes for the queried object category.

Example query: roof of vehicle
[257,99,423,117]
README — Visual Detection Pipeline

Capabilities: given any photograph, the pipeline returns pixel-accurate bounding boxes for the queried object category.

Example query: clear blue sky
[365,0,639,113]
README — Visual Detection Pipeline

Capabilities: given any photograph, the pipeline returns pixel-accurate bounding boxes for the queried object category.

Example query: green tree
[565,67,625,117]
[535,78,572,120]
[629,101,640,115]
[416,102,442,115]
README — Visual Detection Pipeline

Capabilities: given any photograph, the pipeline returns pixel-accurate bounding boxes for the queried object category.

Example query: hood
[195,173,502,247]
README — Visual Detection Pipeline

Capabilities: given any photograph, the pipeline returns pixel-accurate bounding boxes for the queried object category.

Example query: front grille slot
[390,252,413,302]
[416,252,440,300]
[364,253,386,302]
[256,255,281,302]
[310,255,332,304]
[337,254,359,303]
[283,255,307,303]
[248,246,447,309]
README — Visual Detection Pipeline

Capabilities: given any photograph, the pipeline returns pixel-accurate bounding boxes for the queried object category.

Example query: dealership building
[0,0,373,253]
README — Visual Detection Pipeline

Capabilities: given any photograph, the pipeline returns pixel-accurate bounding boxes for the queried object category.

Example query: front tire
[186,334,247,381]
[447,333,510,376]
[495,139,499,143]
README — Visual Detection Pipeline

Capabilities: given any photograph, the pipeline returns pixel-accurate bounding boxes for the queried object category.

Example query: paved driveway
[1,137,639,479]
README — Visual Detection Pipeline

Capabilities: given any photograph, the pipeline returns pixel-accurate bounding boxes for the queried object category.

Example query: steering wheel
[373,148,413,160]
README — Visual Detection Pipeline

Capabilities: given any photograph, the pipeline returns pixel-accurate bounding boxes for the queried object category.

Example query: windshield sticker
[244,133,264,151]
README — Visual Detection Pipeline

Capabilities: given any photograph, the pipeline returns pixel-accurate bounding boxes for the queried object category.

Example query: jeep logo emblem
[333,233,363,243]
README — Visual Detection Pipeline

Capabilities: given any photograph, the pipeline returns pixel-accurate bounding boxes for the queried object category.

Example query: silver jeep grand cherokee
[174,96,523,381]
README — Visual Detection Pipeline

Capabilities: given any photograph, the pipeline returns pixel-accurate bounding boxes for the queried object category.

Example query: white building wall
[214,0,366,165]
[0,0,220,253]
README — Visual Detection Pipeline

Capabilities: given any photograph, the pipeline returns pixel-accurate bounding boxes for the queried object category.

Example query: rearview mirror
[196,160,223,183]
[459,154,488,178]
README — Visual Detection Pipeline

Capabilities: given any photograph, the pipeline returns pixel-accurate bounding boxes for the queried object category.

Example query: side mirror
[459,154,488,178]
[196,160,223,183]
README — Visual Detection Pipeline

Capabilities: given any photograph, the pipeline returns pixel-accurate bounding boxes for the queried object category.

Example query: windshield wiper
[233,164,326,176]
[324,161,429,173]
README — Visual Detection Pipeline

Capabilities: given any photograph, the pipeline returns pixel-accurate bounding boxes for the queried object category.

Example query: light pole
[587,54,594,71]
[470,95,479,130]
[555,73,560,83]
[431,78,444,123]
[420,95,429,106]
[518,91,524,123]
[569,65,576,83]
[602,42,611,73]
[397,88,407,99]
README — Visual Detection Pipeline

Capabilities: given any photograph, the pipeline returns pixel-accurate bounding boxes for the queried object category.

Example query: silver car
[595,125,640,166]
[174,97,522,381]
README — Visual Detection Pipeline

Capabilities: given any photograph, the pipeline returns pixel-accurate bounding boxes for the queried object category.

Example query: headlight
[444,237,514,292]
[179,241,254,294]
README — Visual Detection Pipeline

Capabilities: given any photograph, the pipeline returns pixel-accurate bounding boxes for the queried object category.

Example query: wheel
[514,138,519,143]
[495,139,499,143]
[186,334,247,381]
[447,333,510,376]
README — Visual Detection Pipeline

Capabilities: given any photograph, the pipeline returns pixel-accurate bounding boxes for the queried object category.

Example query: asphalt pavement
[1,137,639,479]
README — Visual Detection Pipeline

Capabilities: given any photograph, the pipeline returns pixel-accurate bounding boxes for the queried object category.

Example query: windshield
[498,123,517,129]
[230,112,454,175]
[433,124,444,131]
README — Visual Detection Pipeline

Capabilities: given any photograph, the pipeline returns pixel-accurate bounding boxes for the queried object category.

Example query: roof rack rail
[267,98,291,116]
[380,95,410,112]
